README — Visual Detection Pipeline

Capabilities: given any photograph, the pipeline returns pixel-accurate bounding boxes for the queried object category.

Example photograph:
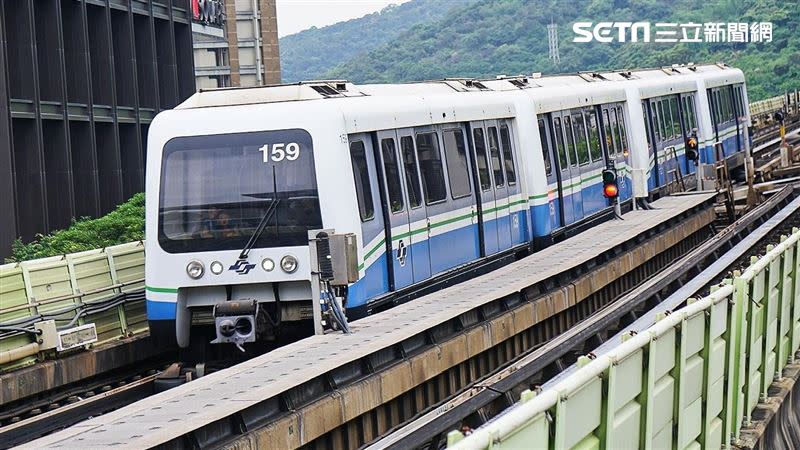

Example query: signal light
[686,135,699,162]
[602,168,619,200]
[603,183,619,198]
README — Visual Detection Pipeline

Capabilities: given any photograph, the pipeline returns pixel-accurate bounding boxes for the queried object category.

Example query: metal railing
[449,226,800,449]
[0,242,146,371]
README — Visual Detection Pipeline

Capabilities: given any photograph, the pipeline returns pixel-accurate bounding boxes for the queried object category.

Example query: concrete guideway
[23,193,716,449]
[449,208,800,449]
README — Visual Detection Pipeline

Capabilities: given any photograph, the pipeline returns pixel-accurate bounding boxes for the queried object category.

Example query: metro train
[145,63,751,349]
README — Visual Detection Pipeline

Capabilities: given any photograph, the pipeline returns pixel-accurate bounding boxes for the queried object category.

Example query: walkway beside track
[24,193,716,449]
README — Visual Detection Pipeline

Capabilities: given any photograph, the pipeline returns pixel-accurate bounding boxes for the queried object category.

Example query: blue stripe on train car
[702,145,715,164]
[616,175,632,201]
[348,253,390,309]
[531,203,552,238]
[429,223,481,275]
[581,181,606,217]
[146,299,177,320]
[510,209,529,245]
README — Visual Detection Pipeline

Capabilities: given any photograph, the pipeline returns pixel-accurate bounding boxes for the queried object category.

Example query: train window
[602,109,615,156]
[563,115,578,167]
[656,100,667,142]
[416,132,447,204]
[571,113,590,165]
[683,97,695,131]
[727,87,735,121]
[400,136,422,209]
[604,109,617,156]
[553,117,569,170]
[350,140,374,222]
[721,89,730,122]
[487,126,505,187]
[584,110,601,162]
[537,119,552,176]
[499,124,517,185]
[650,101,659,142]
[737,85,746,119]
[472,128,492,190]
[664,99,674,140]
[733,86,742,118]
[710,91,716,123]
[724,88,732,121]
[710,90,718,124]
[669,97,681,138]
[442,129,472,199]
[380,138,404,213]
[643,101,654,152]
[616,107,629,154]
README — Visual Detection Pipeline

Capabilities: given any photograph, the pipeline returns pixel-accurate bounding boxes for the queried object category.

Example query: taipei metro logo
[229,259,256,275]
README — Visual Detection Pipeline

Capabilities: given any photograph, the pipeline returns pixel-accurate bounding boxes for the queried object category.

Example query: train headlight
[280,255,298,274]
[261,257,275,272]
[186,260,205,279]
[210,261,224,275]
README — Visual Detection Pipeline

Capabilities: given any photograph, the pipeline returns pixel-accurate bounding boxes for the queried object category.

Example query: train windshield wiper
[239,165,282,260]
[239,198,280,260]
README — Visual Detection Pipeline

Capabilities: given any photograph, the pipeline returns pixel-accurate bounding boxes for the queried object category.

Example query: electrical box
[34,320,58,350]
[34,320,97,352]
[328,233,359,285]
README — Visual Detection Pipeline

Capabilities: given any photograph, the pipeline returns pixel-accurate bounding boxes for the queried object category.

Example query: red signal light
[601,168,619,200]
[603,183,619,199]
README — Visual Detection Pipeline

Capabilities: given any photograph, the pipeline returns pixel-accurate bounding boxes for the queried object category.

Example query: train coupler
[210,299,258,352]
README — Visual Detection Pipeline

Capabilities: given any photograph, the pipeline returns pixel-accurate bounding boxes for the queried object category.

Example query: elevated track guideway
[446,189,800,450]
[372,186,800,450]
[23,193,717,449]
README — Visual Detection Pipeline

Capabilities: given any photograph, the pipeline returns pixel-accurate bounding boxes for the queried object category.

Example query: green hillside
[319,0,798,101]
[279,0,472,83]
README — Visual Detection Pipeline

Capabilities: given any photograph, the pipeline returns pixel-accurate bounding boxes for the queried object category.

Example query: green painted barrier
[449,227,800,450]
[0,242,146,372]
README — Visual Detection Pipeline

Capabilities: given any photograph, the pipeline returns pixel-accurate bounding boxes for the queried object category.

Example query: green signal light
[602,169,616,184]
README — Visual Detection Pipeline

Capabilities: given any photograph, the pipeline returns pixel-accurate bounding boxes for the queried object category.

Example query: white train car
[144,64,750,350]
[609,64,749,195]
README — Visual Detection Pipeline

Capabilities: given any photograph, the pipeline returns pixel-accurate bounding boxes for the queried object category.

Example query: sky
[276,0,413,37]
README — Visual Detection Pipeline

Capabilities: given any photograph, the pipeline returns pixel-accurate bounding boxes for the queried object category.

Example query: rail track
[0,362,164,448]
[366,186,800,450]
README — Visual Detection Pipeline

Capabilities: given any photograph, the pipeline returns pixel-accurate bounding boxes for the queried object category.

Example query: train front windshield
[158,129,322,253]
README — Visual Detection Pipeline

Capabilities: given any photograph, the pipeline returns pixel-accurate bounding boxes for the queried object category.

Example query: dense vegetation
[282,0,799,101]
[7,193,145,263]
[279,0,472,83]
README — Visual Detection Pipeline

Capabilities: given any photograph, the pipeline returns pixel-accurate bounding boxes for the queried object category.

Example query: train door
[538,118,562,229]
[486,122,513,250]
[565,112,585,221]
[397,130,431,282]
[348,135,390,301]
[643,101,660,189]
[679,93,698,170]
[579,108,606,215]
[375,130,414,290]
[417,126,479,275]
[551,114,575,225]
[602,105,632,200]
[498,120,524,245]
[649,97,684,186]
[469,121,498,255]
[731,85,744,154]
[707,89,721,159]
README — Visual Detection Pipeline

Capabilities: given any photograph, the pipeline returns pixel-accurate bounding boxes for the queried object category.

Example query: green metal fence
[0,242,146,371]
[449,227,800,450]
